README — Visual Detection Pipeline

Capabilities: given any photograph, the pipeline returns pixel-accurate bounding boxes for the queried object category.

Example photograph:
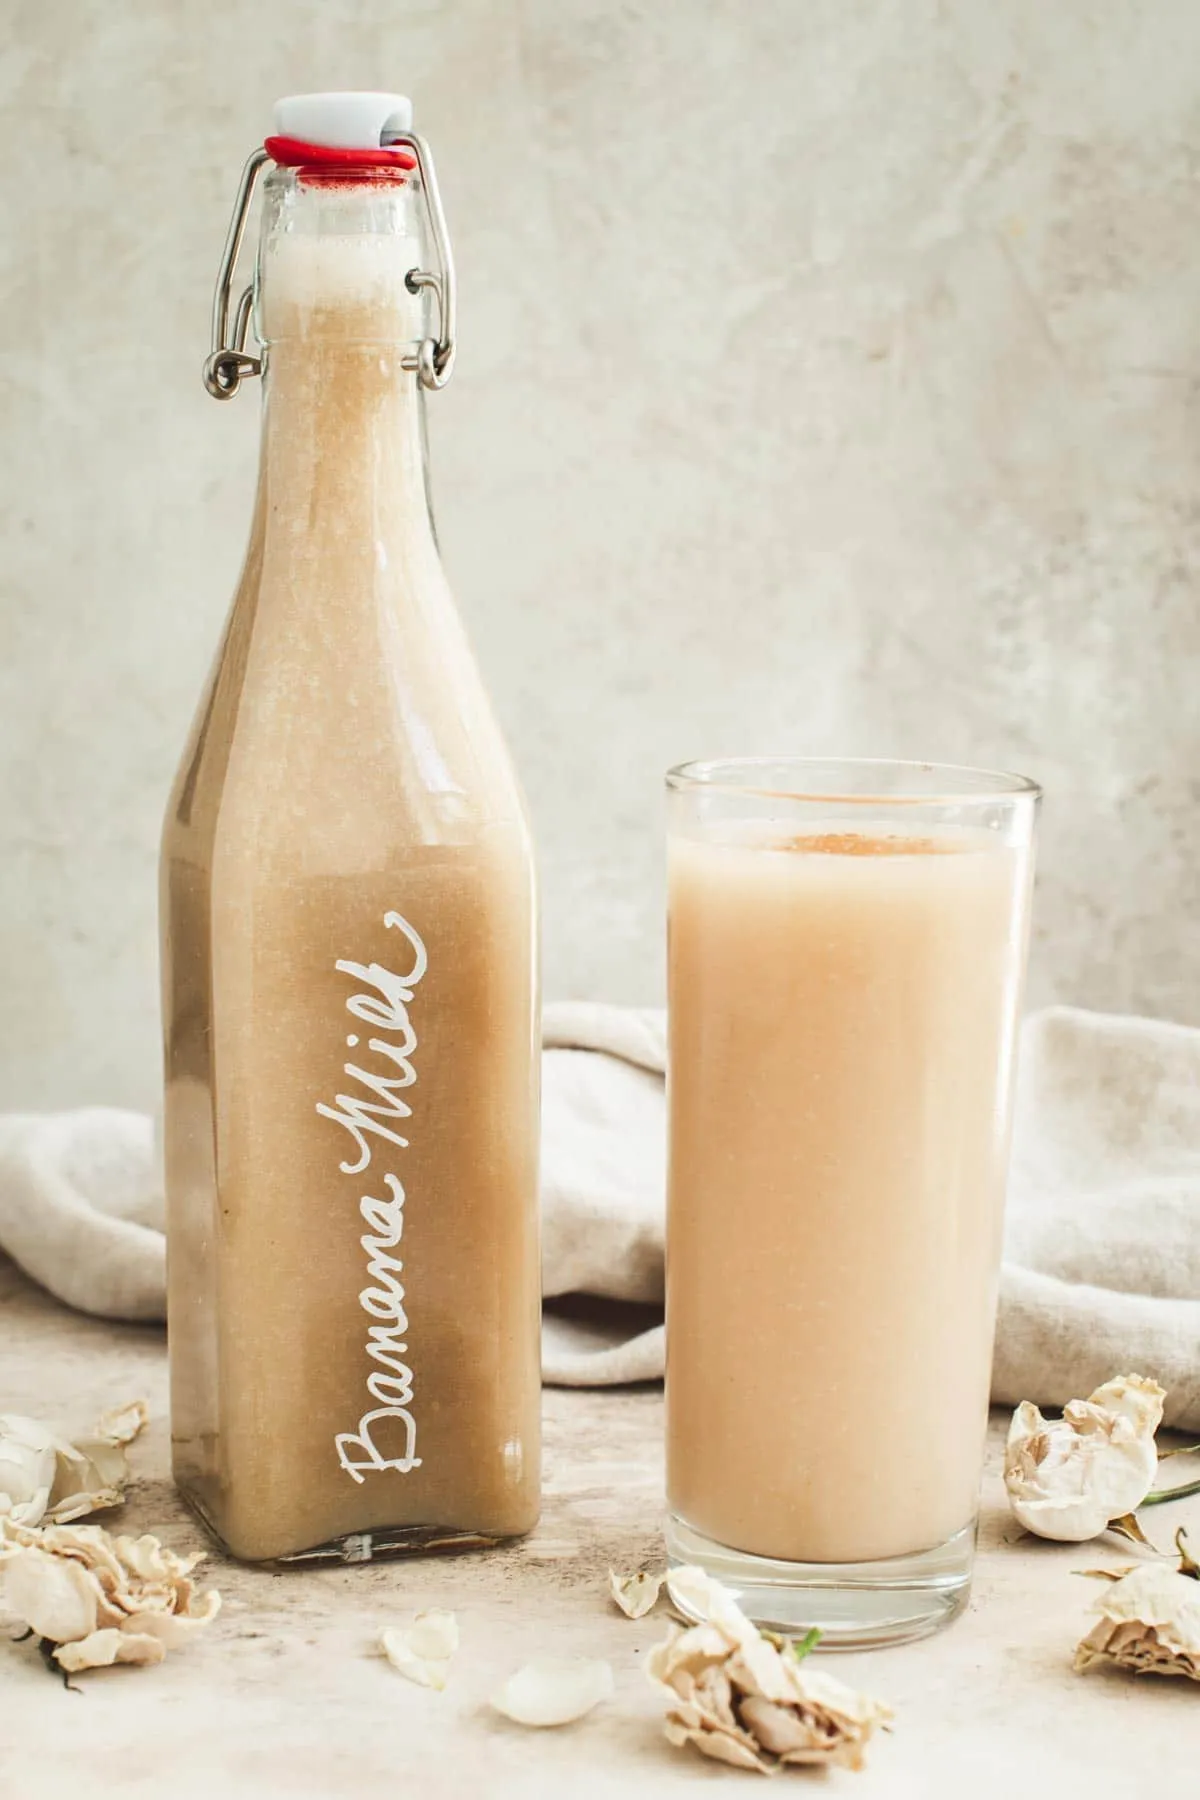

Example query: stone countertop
[1,1254,1197,1800]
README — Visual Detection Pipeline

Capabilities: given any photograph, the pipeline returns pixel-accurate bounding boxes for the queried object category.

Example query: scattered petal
[650,1566,890,1772]
[0,1401,148,1529]
[0,1418,73,1528]
[666,1565,760,1647]
[55,1629,165,1672]
[381,1630,448,1690]
[405,1608,459,1661]
[124,1590,222,1647]
[1,1547,100,1643]
[1076,1562,1200,1682]
[609,1570,662,1619]
[490,1657,615,1727]
[381,1610,459,1690]
[1004,1375,1165,1542]
[113,1534,205,1584]
[94,1402,149,1447]
[665,1710,767,1773]
[46,1487,126,1527]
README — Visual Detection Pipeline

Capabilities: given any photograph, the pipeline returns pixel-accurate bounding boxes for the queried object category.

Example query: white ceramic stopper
[273,91,413,150]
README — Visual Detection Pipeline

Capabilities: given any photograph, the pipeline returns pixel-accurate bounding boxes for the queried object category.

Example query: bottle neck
[256,164,431,348]
[254,172,437,543]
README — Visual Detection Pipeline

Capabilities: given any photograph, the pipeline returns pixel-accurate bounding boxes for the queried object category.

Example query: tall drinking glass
[664,758,1039,1647]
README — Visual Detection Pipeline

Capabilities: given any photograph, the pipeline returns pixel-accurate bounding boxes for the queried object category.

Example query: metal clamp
[203,133,456,400]
[388,131,457,390]
[204,147,268,400]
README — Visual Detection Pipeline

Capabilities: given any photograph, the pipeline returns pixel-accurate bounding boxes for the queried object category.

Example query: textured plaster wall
[1,1,1199,1111]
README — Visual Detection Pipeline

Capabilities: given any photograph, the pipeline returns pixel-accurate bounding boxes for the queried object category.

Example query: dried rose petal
[56,1629,165,1672]
[381,1609,459,1689]
[0,1418,74,1528]
[114,1534,205,1583]
[94,1402,149,1447]
[1,1545,101,1642]
[0,1400,149,1530]
[490,1658,615,1727]
[608,1570,662,1619]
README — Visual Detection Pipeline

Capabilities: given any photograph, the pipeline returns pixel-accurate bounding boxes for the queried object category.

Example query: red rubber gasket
[265,135,417,172]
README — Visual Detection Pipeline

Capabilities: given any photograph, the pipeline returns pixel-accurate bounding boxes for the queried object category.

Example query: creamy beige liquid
[162,212,540,1562]
[666,826,1026,1565]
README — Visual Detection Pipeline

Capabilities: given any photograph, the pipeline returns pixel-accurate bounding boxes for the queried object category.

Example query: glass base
[272,1522,506,1567]
[179,1489,506,1566]
[665,1513,975,1650]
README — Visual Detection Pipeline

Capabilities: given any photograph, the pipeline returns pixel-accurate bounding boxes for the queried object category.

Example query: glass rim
[665,756,1041,806]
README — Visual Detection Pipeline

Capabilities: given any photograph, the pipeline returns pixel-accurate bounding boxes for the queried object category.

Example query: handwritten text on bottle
[317,912,427,1482]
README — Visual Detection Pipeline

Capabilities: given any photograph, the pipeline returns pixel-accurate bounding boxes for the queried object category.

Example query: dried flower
[490,1658,615,1727]
[380,1609,459,1689]
[0,1400,148,1530]
[1004,1375,1165,1542]
[0,1417,67,1528]
[1075,1551,1200,1682]
[0,1518,219,1674]
[609,1569,662,1619]
[648,1567,890,1773]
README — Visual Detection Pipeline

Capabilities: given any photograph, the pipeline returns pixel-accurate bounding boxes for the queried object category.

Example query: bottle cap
[273,92,414,151]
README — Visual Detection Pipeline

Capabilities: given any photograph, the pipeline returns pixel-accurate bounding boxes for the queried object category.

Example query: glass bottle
[161,93,541,1563]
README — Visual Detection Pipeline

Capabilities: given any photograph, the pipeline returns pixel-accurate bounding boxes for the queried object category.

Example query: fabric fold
[2,1003,1198,1427]
[0,1109,164,1323]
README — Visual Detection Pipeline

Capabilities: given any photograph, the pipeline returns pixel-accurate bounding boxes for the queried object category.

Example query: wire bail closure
[392,132,457,391]
[203,134,457,401]
[203,148,268,400]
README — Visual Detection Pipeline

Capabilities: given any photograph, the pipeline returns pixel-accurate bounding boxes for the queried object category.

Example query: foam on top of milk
[674,818,1009,859]
[263,232,425,335]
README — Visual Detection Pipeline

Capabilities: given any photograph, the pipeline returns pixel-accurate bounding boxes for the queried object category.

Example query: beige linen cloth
[1,1003,1197,1428]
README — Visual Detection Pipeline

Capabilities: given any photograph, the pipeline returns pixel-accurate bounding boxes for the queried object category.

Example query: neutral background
[1,0,1198,1112]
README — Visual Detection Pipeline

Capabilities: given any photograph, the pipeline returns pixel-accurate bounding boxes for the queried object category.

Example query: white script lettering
[317,916,427,1482]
